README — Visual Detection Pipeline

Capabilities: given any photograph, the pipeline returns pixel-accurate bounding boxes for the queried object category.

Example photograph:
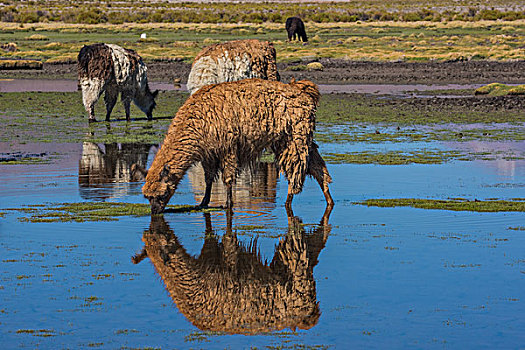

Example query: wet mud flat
[2,59,525,85]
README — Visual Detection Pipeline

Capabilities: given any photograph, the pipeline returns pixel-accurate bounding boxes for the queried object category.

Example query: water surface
[1,140,523,348]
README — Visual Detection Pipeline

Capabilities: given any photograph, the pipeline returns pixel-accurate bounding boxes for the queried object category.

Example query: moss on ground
[356,198,525,212]
[322,149,524,165]
[0,59,43,70]
[316,93,525,125]
[0,157,50,165]
[475,83,525,96]
[0,90,187,144]
[324,150,461,165]
[5,202,220,223]
[1,91,523,146]
[317,124,525,144]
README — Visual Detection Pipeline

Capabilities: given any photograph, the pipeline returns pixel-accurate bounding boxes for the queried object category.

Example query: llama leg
[277,139,309,211]
[308,144,334,208]
[285,191,294,217]
[104,86,118,121]
[199,163,218,208]
[81,79,104,122]
[122,91,132,121]
[131,247,147,264]
[221,154,237,209]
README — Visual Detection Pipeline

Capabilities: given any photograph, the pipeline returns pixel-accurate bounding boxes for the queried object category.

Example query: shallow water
[1,141,524,348]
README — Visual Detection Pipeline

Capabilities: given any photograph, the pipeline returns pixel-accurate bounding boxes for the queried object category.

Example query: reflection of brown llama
[79,142,153,193]
[142,78,334,214]
[186,161,279,210]
[187,39,280,95]
[132,210,331,334]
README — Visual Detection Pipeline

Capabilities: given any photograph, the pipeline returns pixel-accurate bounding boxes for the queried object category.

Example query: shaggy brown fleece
[142,78,333,213]
[133,212,331,334]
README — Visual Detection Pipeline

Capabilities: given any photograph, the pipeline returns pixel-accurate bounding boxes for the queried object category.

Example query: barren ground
[2,59,525,85]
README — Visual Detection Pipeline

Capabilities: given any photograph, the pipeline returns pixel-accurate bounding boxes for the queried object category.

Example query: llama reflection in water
[186,161,279,210]
[79,142,154,199]
[133,210,331,334]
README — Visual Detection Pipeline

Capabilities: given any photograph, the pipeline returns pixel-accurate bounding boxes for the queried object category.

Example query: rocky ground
[2,59,525,85]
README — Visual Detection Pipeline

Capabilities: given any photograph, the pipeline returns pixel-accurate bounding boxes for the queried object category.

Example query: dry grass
[1,20,524,63]
[0,59,42,70]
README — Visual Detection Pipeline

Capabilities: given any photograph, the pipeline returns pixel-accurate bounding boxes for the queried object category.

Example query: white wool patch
[187,51,258,95]
[79,77,104,108]
[106,44,148,90]
[106,44,132,85]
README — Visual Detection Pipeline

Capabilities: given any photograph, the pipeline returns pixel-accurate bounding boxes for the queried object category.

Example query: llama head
[136,88,159,120]
[142,163,174,214]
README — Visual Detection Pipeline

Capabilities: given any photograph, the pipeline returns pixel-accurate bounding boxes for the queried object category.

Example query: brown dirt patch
[1,60,524,85]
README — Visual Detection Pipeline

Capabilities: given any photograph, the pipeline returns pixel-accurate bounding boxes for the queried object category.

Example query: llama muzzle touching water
[142,78,334,214]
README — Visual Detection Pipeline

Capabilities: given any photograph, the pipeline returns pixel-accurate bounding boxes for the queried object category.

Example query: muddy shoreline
[1,59,524,85]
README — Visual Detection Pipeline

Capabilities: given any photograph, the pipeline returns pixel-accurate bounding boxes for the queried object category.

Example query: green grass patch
[0,59,42,70]
[0,157,49,165]
[356,198,525,212]
[475,83,525,96]
[6,202,220,223]
[16,329,56,337]
[317,94,525,125]
[316,125,525,144]
[324,150,462,165]
[323,149,523,164]
[0,90,187,144]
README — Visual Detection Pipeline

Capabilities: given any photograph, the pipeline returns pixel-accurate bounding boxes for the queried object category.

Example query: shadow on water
[132,209,332,334]
[79,141,156,200]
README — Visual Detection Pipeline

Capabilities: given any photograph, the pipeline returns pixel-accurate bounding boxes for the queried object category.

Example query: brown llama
[142,78,334,214]
[186,39,280,95]
[132,210,332,334]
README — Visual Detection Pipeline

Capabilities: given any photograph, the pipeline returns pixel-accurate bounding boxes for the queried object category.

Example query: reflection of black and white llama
[79,142,154,199]
[77,43,158,122]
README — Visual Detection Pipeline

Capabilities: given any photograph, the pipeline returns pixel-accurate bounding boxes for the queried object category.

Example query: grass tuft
[356,198,525,212]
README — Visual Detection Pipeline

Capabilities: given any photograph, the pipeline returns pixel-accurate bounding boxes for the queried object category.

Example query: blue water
[0,142,524,349]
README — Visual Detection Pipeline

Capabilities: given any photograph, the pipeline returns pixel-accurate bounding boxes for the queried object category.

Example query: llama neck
[158,128,201,188]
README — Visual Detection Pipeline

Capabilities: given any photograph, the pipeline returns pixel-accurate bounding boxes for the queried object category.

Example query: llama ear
[153,90,159,98]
